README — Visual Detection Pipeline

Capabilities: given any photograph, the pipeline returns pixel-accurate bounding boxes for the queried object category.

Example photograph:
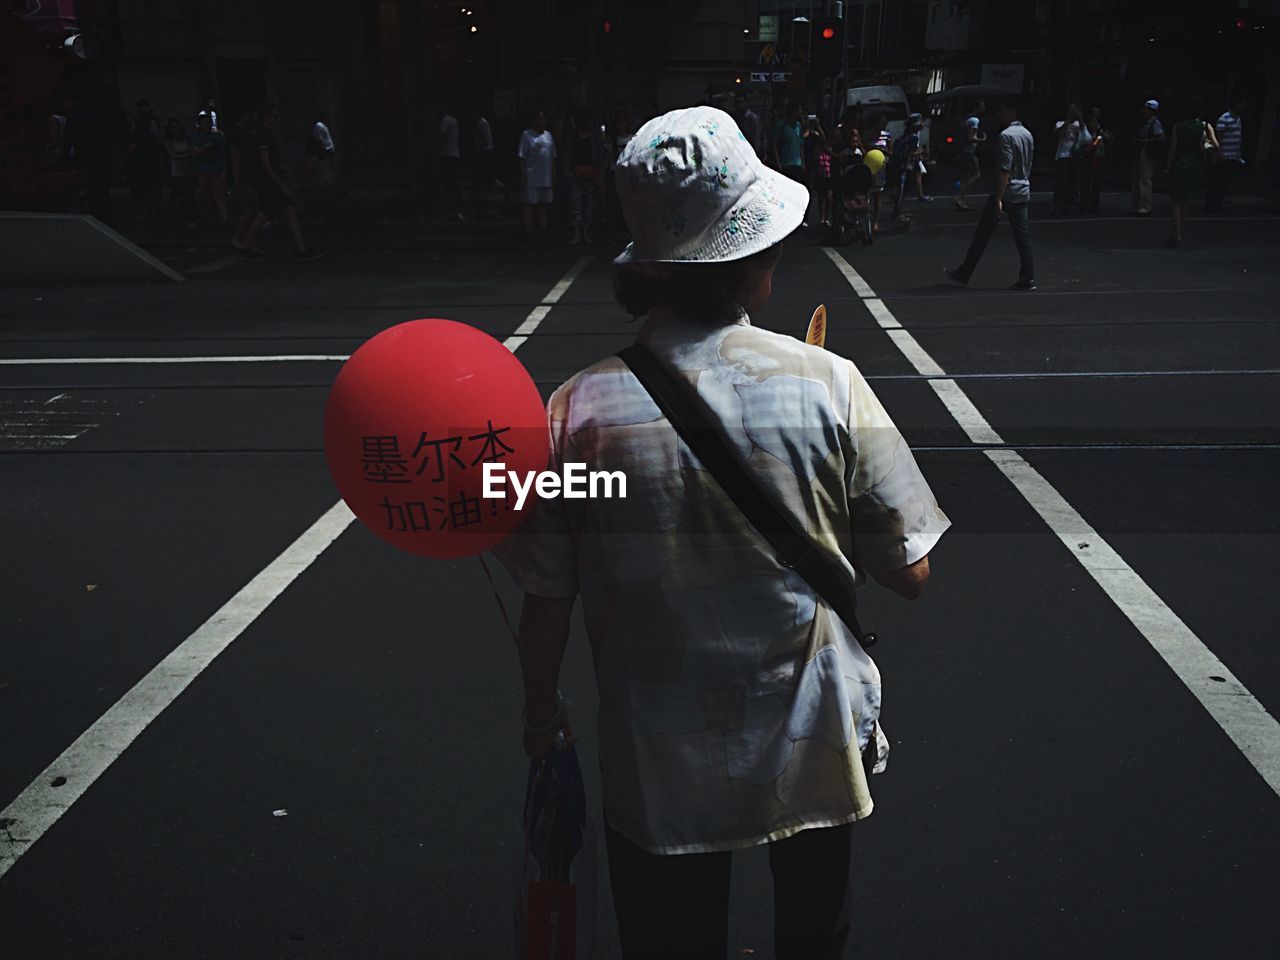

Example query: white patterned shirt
[496,308,950,854]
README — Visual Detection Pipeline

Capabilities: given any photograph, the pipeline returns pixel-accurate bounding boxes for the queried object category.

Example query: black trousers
[603,811,854,960]
[1052,157,1079,214]
[957,194,1033,284]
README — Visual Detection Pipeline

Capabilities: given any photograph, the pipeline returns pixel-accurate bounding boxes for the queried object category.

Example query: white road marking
[822,247,875,298]
[864,298,900,329]
[504,255,592,350]
[0,500,356,880]
[0,393,128,450]
[885,329,945,377]
[826,249,1280,800]
[988,448,1280,797]
[0,256,591,879]
[927,379,1005,445]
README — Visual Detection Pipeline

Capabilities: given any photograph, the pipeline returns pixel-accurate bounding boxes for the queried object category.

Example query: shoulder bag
[617,343,879,650]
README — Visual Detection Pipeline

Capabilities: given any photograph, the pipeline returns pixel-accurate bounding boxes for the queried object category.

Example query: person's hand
[523,704,570,760]
[995,197,1003,217]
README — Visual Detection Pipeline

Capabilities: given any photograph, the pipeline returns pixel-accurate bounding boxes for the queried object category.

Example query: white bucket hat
[613,105,808,265]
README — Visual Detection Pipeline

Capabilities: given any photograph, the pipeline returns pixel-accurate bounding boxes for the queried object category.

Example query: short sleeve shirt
[518,129,556,187]
[962,116,980,154]
[997,121,1034,202]
[495,310,951,855]
[776,120,804,168]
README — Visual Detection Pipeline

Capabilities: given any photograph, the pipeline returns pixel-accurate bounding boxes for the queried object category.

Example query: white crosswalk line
[825,249,1280,800]
[0,255,593,879]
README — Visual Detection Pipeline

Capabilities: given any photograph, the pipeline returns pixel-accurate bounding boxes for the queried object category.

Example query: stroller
[834,162,874,247]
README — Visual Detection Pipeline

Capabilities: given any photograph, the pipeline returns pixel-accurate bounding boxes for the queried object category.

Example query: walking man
[946,95,1035,291]
[953,99,986,211]
[1131,99,1164,216]
[438,105,463,221]
[1205,96,1246,214]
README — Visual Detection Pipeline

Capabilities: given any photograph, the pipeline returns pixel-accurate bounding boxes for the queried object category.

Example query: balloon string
[478,552,519,644]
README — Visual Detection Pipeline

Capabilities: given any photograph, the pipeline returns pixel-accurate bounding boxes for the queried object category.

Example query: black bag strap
[617,343,877,650]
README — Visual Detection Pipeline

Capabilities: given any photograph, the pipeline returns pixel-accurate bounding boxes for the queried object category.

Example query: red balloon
[324,319,549,558]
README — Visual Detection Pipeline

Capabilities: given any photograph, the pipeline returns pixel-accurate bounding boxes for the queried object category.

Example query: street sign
[980,63,1025,93]
[759,14,779,42]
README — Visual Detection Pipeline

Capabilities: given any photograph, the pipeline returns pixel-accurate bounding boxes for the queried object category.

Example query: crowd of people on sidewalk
[45,92,336,259]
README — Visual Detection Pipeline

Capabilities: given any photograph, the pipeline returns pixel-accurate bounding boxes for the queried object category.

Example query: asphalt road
[2,188,1278,959]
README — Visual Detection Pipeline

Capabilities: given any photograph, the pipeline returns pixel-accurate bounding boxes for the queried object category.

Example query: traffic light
[812,16,843,78]
[598,16,617,67]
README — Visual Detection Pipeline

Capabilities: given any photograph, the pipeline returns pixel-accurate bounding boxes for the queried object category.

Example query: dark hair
[612,243,784,322]
[163,117,185,139]
[1187,96,1205,119]
[998,94,1020,115]
[1229,93,1246,111]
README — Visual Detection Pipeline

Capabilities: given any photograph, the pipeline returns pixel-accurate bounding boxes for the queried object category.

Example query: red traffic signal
[811,17,843,77]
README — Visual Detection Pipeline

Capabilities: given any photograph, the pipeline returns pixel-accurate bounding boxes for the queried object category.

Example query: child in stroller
[834,149,885,247]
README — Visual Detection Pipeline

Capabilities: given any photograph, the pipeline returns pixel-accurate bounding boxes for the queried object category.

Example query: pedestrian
[48,93,71,169]
[945,94,1036,291]
[815,129,835,227]
[1130,99,1165,216]
[891,112,930,220]
[196,95,218,132]
[473,111,495,189]
[567,108,605,246]
[518,109,556,239]
[1165,97,1220,248]
[1205,95,1246,214]
[734,92,764,160]
[496,103,949,960]
[953,98,986,211]
[65,86,117,224]
[438,105,462,221]
[1079,107,1113,214]
[867,113,892,236]
[191,112,229,224]
[240,103,323,260]
[228,108,262,256]
[123,99,164,220]
[771,101,807,188]
[312,110,336,166]
[766,102,785,169]
[606,109,636,235]
[162,118,199,228]
[1052,103,1087,217]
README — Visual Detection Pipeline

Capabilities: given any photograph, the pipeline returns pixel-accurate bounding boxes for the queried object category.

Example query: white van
[845,84,913,143]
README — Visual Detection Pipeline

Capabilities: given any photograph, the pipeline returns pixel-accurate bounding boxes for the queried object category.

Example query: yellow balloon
[863,149,886,175]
